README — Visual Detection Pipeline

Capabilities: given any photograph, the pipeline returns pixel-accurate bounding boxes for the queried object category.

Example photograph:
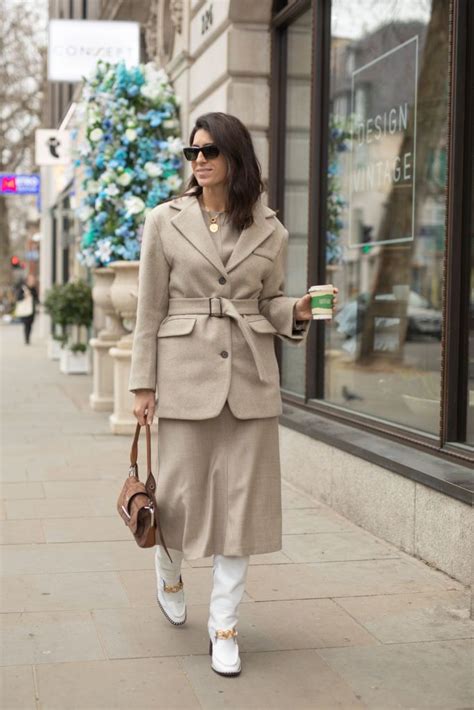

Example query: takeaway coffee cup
[308,284,334,320]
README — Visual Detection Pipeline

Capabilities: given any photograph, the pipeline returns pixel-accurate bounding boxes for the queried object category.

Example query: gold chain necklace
[201,199,226,233]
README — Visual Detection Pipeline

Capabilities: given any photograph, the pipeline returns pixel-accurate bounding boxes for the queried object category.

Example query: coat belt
[167,297,270,382]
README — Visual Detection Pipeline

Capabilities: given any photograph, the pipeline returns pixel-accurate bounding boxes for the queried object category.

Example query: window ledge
[280,403,474,505]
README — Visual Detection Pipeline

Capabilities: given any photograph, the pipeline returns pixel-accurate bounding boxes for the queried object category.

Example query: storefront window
[324,0,449,435]
[280,7,312,396]
[466,227,474,444]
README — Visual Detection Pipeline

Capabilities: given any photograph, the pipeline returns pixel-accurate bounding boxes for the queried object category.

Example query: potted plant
[43,284,68,360]
[58,280,94,375]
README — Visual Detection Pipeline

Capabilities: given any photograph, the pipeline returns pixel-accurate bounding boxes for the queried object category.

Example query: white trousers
[155,547,249,636]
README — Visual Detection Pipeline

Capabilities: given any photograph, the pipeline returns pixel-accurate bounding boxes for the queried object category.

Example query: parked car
[335,290,442,340]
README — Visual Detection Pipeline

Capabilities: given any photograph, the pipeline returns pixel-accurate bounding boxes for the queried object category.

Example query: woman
[15,274,39,345]
[129,112,337,677]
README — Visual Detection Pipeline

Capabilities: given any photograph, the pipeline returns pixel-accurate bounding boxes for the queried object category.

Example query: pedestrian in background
[15,274,39,345]
[129,112,337,677]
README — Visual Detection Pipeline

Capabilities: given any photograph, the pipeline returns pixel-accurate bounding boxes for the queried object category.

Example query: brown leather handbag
[117,422,172,561]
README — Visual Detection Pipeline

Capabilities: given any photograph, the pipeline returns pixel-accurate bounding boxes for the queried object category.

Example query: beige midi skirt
[155,400,282,559]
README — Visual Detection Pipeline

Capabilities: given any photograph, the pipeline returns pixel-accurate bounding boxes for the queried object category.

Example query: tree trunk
[0,197,12,290]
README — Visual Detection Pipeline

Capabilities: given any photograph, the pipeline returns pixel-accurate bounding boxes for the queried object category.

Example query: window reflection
[325,0,448,435]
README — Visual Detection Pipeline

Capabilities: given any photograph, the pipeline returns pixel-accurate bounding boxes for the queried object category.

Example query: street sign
[0,174,40,195]
[35,129,71,166]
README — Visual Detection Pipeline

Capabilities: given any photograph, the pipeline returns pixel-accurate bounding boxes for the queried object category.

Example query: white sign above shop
[35,130,71,166]
[48,20,140,82]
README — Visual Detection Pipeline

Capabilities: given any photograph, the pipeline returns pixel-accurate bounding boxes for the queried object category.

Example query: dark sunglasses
[183,144,220,161]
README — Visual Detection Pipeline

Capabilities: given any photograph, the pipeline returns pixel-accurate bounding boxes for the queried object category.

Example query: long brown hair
[181,112,264,231]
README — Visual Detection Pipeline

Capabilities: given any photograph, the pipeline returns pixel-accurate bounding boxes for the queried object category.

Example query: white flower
[95,197,103,211]
[105,183,120,197]
[125,128,137,142]
[163,119,179,131]
[144,162,163,177]
[140,83,165,102]
[117,172,132,186]
[86,180,100,194]
[89,128,103,142]
[101,170,116,185]
[78,205,93,222]
[167,175,182,191]
[125,196,145,215]
[167,137,183,155]
[95,239,113,262]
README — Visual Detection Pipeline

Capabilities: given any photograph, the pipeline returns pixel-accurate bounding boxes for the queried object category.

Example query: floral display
[75,61,183,268]
[326,115,351,266]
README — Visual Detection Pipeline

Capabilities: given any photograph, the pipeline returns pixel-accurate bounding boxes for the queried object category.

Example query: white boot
[155,546,186,626]
[208,554,249,677]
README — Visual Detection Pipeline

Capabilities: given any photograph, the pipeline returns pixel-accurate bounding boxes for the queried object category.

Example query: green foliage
[43,280,93,351]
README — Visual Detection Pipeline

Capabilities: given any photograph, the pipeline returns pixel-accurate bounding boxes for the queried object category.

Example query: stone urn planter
[108,260,139,434]
[60,347,91,375]
[89,267,127,412]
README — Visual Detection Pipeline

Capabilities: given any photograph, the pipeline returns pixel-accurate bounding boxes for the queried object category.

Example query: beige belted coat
[128,193,310,419]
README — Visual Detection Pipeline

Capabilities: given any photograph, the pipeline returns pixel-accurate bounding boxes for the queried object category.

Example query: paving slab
[180,648,366,709]
[0,520,45,545]
[244,558,461,602]
[35,657,201,710]
[0,665,37,710]
[0,610,104,666]
[318,638,474,709]
[283,506,356,534]
[0,540,154,576]
[0,482,45,499]
[239,598,377,651]
[42,516,131,543]
[92,605,210,659]
[1,571,130,613]
[282,530,400,563]
[335,590,474,643]
[4,497,116,519]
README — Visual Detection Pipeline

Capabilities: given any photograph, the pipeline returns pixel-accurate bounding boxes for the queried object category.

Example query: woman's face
[190,129,228,189]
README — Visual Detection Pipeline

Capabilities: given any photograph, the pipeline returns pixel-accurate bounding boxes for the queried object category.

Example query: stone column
[89,267,126,412]
[108,261,139,434]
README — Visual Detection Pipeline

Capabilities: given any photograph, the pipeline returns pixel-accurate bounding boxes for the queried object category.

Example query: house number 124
[201,4,213,35]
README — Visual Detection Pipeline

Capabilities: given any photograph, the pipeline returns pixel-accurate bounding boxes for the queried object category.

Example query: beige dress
[156,204,282,559]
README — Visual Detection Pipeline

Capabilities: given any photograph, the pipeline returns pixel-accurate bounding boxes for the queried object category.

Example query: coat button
[218,276,226,284]
[220,350,229,358]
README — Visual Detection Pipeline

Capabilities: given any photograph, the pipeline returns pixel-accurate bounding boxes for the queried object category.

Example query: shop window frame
[270,0,474,465]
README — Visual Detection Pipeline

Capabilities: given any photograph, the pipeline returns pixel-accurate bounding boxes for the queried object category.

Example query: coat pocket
[247,318,278,334]
[157,317,197,337]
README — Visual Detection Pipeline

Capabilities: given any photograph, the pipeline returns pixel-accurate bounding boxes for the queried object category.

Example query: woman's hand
[133,389,156,426]
[294,287,339,320]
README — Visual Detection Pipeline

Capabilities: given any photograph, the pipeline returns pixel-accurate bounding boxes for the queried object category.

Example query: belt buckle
[209,297,223,317]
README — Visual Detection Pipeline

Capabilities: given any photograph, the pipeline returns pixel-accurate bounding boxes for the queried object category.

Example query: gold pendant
[209,222,219,233]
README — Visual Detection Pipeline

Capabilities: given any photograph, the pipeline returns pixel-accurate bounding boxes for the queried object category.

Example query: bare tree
[0,0,46,289]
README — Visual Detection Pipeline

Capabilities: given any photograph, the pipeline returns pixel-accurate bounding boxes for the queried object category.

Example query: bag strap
[129,422,172,562]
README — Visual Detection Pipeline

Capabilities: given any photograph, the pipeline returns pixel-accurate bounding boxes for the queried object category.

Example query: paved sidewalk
[1,322,473,710]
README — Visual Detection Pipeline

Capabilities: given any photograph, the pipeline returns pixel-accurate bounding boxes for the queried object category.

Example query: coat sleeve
[258,228,311,346]
[128,211,170,393]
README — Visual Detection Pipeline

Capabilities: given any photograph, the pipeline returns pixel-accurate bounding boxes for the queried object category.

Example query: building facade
[45,0,473,585]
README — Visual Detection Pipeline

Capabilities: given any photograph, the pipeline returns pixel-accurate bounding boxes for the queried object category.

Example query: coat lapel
[225,202,275,273]
[169,194,276,275]
[170,195,228,277]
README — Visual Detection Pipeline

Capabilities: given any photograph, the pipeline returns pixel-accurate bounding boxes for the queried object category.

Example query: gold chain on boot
[215,628,238,640]
[163,579,183,593]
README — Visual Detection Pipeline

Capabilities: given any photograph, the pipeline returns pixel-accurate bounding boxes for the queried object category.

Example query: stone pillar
[89,267,126,412]
[108,261,139,435]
